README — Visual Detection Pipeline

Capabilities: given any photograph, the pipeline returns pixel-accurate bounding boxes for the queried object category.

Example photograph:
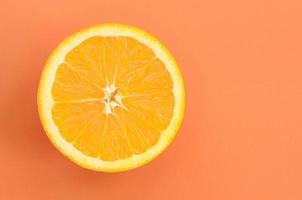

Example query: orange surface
[51,36,174,161]
[1,0,302,199]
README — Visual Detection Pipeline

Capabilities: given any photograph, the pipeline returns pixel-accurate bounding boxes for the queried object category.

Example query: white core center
[103,84,122,115]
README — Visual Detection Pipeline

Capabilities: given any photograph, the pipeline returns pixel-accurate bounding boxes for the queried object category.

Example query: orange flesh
[51,36,174,161]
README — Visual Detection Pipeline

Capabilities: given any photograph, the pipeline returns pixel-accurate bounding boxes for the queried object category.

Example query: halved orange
[38,24,185,172]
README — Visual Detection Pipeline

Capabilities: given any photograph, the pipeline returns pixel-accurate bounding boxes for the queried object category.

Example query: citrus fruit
[37,24,185,172]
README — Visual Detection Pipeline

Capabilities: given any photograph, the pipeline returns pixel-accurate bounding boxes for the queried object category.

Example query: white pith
[102,84,123,115]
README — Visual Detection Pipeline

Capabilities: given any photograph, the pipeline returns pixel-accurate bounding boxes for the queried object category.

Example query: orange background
[1,0,302,199]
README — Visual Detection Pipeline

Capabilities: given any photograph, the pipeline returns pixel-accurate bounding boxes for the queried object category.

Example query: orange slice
[37,24,185,172]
